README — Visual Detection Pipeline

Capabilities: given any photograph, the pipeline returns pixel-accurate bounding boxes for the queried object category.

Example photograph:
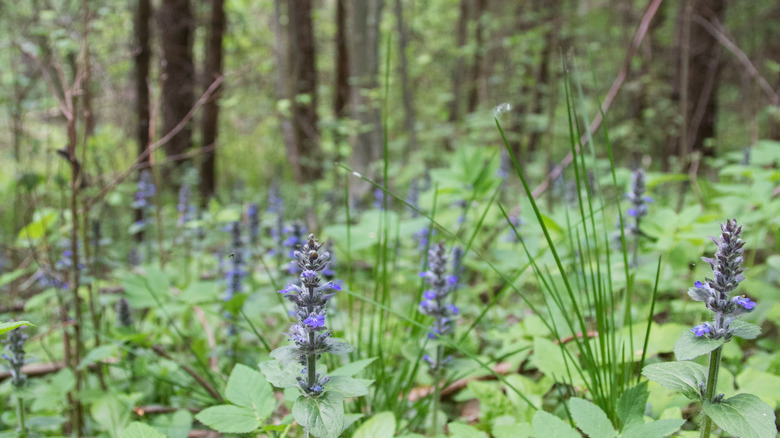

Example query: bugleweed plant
[2,326,28,437]
[643,219,776,438]
[624,168,652,266]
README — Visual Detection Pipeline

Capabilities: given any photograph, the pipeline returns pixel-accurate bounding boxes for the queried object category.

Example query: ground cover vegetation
[1,0,780,437]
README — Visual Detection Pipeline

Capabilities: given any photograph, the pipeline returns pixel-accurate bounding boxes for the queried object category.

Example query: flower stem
[307,330,317,389]
[431,344,444,436]
[16,395,26,438]
[700,345,722,438]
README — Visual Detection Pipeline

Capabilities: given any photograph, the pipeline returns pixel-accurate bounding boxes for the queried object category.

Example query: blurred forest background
[2,0,780,228]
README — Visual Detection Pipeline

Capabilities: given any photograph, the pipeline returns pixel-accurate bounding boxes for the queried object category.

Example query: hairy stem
[16,395,26,438]
[431,344,444,435]
[700,345,722,438]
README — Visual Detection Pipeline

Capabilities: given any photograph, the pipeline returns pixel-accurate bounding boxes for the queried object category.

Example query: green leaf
[736,368,780,408]
[195,405,261,433]
[179,282,217,304]
[617,381,649,431]
[729,320,761,340]
[326,338,356,355]
[151,410,192,438]
[91,394,131,438]
[641,361,706,400]
[0,321,34,335]
[269,345,301,364]
[569,397,616,438]
[327,376,371,398]
[703,393,777,438]
[225,364,275,420]
[223,293,248,315]
[446,423,488,438]
[531,411,580,438]
[79,344,119,370]
[16,210,57,243]
[673,330,725,361]
[121,422,166,438]
[353,412,396,438]
[330,357,377,377]
[621,419,685,438]
[259,359,302,389]
[292,392,345,438]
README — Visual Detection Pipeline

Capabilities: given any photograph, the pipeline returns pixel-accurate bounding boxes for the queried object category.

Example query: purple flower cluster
[419,242,459,342]
[247,203,260,246]
[688,219,756,339]
[2,326,27,388]
[276,234,349,396]
[133,170,156,211]
[625,168,653,223]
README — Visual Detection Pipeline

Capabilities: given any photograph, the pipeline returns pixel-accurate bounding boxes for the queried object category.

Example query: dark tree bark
[449,0,469,124]
[272,0,297,181]
[287,0,321,182]
[527,0,560,153]
[334,0,350,119]
[134,0,152,241]
[200,0,225,200]
[676,0,726,158]
[467,0,487,114]
[159,0,195,160]
[393,0,417,157]
[349,0,384,200]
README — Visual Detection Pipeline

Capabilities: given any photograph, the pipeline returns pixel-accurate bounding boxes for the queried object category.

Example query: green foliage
[292,392,346,438]
[673,330,725,361]
[195,364,275,434]
[0,321,33,335]
[702,394,777,438]
[642,362,707,400]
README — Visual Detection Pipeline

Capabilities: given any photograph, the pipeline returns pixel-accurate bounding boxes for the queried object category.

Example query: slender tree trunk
[526,2,558,154]
[200,0,225,200]
[349,0,385,201]
[159,0,195,161]
[393,0,417,157]
[449,0,469,124]
[678,0,726,158]
[272,0,298,181]
[134,0,151,241]
[287,0,321,182]
[334,0,350,120]
[467,0,487,114]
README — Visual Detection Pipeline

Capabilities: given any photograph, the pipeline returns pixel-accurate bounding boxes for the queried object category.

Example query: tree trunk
[200,0,225,200]
[467,0,487,114]
[134,0,152,241]
[393,0,417,158]
[334,0,350,119]
[159,0,195,161]
[287,0,321,182]
[527,0,561,154]
[449,0,469,124]
[349,0,384,201]
[677,0,726,158]
[272,0,298,181]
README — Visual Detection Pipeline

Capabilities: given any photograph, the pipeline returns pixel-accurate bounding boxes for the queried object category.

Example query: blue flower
[691,324,710,337]
[627,208,638,217]
[278,284,295,294]
[302,270,316,279]
[303,313,325,328]
[447,275,458,286]
[322,281,342,291]
[446,304,459,315]
[694,281,703,288]
[423,290,436,300]
[734,296,756,310]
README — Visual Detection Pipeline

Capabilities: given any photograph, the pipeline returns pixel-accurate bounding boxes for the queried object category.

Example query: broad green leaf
[531,336,582,385]
[641,361,706,400]
[729,320,761,340]
[121,422,166,438]
[91,394,131,438]
[79,344,119,370]
[736,368,780,408]
[621,419,685,438]
[119,273,157,308]
[446,423,488,438]
[673,330,724,361]
[16,210,57,243]
[326,376,371,397]
[225,364,275,420]
[0,321,34,335]
[493,422,532,438]
[269,345,300,364]
[326,338,356,355]
[195,405,260,433]
[330,357,377,377]
[292,392,345,438]
[223,293,248,315]
[151,410,192,438]
[569,397,616,438]
[617,381,649,431]
[259,359,301,388]
[703,393,776,438]
[179,282,217,304]
[532,411,580,438]
[353,412,396,438]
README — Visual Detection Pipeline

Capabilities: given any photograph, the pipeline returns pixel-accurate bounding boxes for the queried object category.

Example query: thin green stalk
[16,395,26,438]
[431,344,444,436]
[700,346,722,438]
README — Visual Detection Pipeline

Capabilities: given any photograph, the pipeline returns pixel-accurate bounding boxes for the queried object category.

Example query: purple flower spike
[302,270,316,279]
[691,324,710,337]
[303,313,325,328]
[734,296,756,310]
